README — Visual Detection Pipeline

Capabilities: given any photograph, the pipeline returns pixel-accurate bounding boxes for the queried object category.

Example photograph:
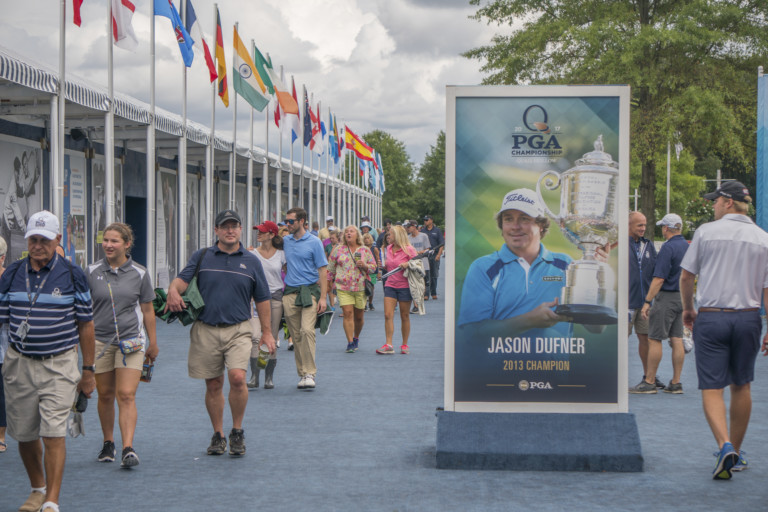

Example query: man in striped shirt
[0,210,95,512]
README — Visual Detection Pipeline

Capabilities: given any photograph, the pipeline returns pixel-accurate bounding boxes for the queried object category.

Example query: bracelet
[644,300,652,305]
[82,365,95,372]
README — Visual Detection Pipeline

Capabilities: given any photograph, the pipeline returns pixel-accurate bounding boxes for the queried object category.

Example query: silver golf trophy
[536,135,619,325]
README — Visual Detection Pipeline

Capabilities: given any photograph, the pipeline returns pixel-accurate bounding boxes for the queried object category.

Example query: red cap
[254,221,279,235]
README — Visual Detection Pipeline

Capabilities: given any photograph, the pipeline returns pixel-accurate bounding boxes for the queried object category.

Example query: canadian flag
[111,0,138,51]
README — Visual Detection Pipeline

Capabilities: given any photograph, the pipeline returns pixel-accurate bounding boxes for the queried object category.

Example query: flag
[185,0,217,82]
[345,126,375,166]
[73,0,84,26]
[310,102,323,155]
[328,110,338,163]
[369,153,377,190]
[215,8,228,107]
[287,77,300,143]
[377,151,385,192]
[264,57,299,117]
[303,86,312,147]
[232,26,269,111]
[252,44,275,95]
[111,0,138,51]
[271,56,282,129]
[338,123,345,159]
[154,0,194,67]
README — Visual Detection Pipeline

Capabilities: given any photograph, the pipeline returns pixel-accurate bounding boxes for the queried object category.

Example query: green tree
[363,130,417,222]
[465,0,768,228]
[415,131,446,226]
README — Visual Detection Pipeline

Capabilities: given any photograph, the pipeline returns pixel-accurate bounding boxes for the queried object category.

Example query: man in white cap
[631,213,689,394]
[0,210,96,512]
[318,215,335,241]
[457,189,574,337]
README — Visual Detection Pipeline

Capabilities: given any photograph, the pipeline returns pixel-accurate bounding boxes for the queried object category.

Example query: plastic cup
[257,344,270,368]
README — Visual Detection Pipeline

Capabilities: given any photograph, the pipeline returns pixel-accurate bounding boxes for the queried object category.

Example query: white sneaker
[297,376,306,389]
[276,339,281,348]
[303,374,315,390]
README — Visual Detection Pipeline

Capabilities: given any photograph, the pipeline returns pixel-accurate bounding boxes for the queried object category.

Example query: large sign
[446,86,630,413]
[0,137,42,262]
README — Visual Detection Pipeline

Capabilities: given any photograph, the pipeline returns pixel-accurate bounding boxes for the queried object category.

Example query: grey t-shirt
[87,257,155,343]
[408,232,431,271]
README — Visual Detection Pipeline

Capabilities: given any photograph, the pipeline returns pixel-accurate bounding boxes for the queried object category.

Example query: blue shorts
[693,310,762,389]
[384,286,412,302]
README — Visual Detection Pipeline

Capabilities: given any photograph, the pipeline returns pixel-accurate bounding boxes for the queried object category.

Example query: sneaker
[424,296,430,301]
[97,440,116,462]
[376,344,395,355]
[629,380,657,394]
[120,446,140,468]
[432,295,438,300]
[229,428,246,456]
[303,374,316,390]
[207,432,227,455]
[19,491,45,512]
[346,341,355,353]
[663,382,683,394]
[733,450,748,472]
[364,304,369,312]
[368,304,375,311]
[410,306,419,314]
[288,342,294,351]
[297,376,306,389]
[400,344,409,354]
[352,338,359,352]
[713,442,738,480]
[654,376,666,389]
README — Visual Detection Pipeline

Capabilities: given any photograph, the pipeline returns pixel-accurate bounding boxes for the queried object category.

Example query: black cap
[215,209,242,227]
[703,181,752,203]
[423,215,432,220]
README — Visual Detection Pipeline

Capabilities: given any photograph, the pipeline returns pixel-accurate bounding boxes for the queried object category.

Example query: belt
[201,321,238,328]
[10,344,76,360]
[698,307,760,313]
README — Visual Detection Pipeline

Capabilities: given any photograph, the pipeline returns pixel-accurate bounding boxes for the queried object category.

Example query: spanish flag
[345,126,377,168]
[215,8,228,107]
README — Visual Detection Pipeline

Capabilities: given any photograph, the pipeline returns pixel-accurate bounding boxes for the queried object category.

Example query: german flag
[215,7,229,107]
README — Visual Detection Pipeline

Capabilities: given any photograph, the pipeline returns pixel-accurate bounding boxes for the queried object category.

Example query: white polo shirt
[680,214,768,309]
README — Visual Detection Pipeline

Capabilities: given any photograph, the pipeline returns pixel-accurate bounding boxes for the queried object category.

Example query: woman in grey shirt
[86,223,158,468]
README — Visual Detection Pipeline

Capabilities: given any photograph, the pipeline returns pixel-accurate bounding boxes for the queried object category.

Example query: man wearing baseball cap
[420,215,444,300]
[0,210,96,512]
[631,213,689,395]
[166,209,275,458]
[318,215,334,241]
[680,181,768,479]
[457,189,573,338]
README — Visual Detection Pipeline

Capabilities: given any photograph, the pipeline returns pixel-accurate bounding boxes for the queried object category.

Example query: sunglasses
[284,219,297,225]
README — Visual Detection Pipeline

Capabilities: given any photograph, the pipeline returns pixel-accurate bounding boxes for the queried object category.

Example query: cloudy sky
[0,0,504,167]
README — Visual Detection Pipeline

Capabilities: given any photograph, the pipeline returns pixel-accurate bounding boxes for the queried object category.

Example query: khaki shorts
[2,347,79,441]
[188,320,252,379]
[628,309,649,336]
[95,340,145,373]
[337,289,366,310]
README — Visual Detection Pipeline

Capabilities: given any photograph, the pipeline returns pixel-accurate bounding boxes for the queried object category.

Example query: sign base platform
[436,411,642,472]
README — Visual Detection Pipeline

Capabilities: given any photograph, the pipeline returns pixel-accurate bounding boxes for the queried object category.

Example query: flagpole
[146,0,157,282]
[105,0,115,226]
[55,0,65,222]
[316,100,322,226]
[262,103,268,225]
[178,0,189,266]
[230,22,239,211]
[245,39,255,247]
[207,3,218,246]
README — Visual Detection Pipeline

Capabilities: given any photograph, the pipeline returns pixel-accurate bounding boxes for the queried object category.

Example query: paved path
[2,278,767,511]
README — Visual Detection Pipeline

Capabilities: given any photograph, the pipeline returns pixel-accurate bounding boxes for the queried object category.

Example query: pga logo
[518,380,553,391]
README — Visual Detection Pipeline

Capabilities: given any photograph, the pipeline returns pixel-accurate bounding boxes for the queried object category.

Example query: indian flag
[232,27,269,112]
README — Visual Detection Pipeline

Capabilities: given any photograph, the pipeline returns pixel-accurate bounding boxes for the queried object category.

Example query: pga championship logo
[518,380,553,391]
[511,105,564,157]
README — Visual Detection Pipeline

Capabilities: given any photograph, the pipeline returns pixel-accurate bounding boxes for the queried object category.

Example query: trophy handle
[536,170,561,221]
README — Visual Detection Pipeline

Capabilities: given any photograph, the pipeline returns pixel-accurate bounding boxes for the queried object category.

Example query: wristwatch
[644,300,652,305]
[82,365,96,372]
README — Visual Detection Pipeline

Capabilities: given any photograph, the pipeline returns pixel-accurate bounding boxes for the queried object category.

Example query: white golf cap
[656,213,683,229]
[496,189,544,218]
[326,215,334,221]
[25,210,60,240]
[361,221,372,229]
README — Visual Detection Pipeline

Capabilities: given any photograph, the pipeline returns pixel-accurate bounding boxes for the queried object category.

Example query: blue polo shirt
[178,244,269,325]
[0,253,93,356]
[458,243,573,338]
[283,231,328,287]
[421,225,444,249]
[652,234,689,292]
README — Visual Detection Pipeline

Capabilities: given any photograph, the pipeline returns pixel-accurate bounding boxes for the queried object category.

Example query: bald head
[629,211,647,241]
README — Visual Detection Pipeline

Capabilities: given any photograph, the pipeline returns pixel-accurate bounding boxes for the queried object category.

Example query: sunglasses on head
[284,219,297,225]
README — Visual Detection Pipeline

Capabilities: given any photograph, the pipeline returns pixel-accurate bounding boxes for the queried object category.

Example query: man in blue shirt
[632,213,689,394]
[167,210,275,458]
[421,215,444,300]
[282,207,327,391]
[628,211,660,388]
[0,210,95,512]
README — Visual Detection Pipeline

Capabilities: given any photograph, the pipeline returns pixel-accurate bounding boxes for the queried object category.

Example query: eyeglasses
[284,219,297,225]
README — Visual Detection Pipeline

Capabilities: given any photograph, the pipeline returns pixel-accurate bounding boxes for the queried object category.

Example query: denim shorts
[693,310,761,389]
[384,286,412,302]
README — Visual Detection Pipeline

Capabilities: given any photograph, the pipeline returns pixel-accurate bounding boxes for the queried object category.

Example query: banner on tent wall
[187,176,199,258]
[156,170,177,289]
[0,138,42,262]
[92,160,123,261]
[446,86,630,414]
[236,184,247,244]
[64,154,87,269]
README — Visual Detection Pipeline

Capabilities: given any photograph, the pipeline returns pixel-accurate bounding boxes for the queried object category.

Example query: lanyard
[19,257,58,347]
[104,271,122,344]
[633,239,646,269]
